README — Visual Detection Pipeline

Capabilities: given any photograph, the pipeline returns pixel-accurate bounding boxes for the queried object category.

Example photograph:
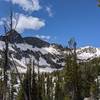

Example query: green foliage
[0,79,3,99]
[98,0,100,3]
[98,0,100,7]
[17,86,24,100]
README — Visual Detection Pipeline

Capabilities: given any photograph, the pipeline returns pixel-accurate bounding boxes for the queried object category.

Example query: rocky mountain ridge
[0,30,100,73]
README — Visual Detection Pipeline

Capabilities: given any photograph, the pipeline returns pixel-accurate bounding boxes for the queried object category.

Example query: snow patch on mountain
[0,38,100,73]
[34,65,63,73]
[43,46,60,55]
[15,43,60,55]
[39,57,50,66]
[77,46,100,60]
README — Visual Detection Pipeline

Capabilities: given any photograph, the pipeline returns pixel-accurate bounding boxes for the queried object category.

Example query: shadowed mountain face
[0,30,100,73]
[0,30,50,47]
[0,30,23,43]
[23,37,50,48]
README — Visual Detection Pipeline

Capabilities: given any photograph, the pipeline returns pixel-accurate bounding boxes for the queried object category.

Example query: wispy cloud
[35,34,51,40]
[0,13,45,33]
[4,0,41,12]
[46,6,53,17]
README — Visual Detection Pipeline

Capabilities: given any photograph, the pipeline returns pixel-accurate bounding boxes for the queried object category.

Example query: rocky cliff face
[0,30,100,73]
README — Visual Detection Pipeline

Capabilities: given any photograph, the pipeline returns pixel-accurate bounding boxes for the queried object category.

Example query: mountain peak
[0,30,23,43]
[0,30,50,47]
[7,30,23,43]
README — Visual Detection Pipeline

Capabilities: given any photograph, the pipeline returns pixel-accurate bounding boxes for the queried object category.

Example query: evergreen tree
[31,60,38,100]
[37,68,43,100]
[64,38,82,100]
[55,71,64,100]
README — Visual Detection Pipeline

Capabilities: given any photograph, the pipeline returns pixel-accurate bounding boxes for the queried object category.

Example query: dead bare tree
[3,25,9,100]
[2,10,15,100]
[1,9,29,100]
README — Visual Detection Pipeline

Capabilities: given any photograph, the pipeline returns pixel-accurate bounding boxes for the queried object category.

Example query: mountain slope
[0,30,100,73]
[0,30,65,73]
[77,46,100,60]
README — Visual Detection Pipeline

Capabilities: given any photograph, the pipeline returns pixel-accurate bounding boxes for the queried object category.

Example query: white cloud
[5,0,41,12]
[46,6,53,17]
[36,34,51,40]
[0,13,45,33]
[16,14,45,32]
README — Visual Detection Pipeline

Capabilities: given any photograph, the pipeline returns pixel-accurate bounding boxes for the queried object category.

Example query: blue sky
[0,0,100,47]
